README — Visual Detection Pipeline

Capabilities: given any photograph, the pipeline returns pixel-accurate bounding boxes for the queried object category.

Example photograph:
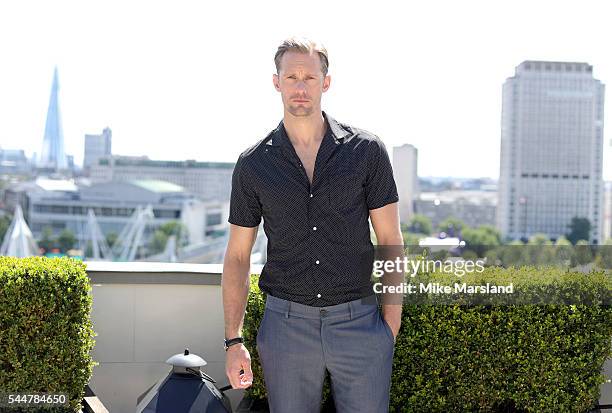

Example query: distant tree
[38,226,55,252]
[0,214,12,242]
[478,225,502,245]
[406,214,432,235]
[572,239,593,266]
[596,238,612,269]
[147,220,189,255]
[402,232,424,248]
[158,221,189,246]
[525,233,555,266]
[566,217,591,245]
[461,226,501,257]
[498,239,527,267]
[57,229,77,253]
[438,217,465,238]
[148,230,169,255]
[105,231,118,248]
[555,236,572,246]
[554,236,573,267]
[528,233,552,245]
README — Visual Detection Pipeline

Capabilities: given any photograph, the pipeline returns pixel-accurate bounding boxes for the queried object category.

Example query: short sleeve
[365,138,399,210]
[228,154,262,227]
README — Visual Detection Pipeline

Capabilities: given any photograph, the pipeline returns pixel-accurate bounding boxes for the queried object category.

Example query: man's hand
[370,202,404,343]
[225,344,254,389]
[383,313,401,340]
[383,303,402,341]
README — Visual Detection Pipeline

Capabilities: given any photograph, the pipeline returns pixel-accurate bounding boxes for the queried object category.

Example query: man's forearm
[379,237,405,307]
[376,233,405,339]
[222,256,251,339]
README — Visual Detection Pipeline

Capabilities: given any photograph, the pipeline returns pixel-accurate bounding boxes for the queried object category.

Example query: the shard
[39,67,68,170]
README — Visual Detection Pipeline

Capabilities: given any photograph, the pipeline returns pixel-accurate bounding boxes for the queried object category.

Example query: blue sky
[0,0,611,179]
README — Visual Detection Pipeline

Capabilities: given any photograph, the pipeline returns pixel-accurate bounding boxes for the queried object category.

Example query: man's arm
[370,201,404,339]
[222,223,258,388]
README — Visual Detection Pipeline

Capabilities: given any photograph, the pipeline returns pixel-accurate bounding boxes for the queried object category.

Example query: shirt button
[315,260,320,264]
[309,193,313,198]
[317,293,321,298]
[312,226,317,231]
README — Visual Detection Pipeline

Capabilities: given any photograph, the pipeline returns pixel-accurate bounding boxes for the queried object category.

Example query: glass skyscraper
[39,67,68,170]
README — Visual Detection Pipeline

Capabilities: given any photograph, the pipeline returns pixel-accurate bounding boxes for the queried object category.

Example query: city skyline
[1,1,611,179]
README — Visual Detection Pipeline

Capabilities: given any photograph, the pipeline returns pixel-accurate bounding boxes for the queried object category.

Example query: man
[222,37,404,412]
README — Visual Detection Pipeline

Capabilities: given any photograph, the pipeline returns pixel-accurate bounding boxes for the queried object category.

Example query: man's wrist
[224,336,244,351]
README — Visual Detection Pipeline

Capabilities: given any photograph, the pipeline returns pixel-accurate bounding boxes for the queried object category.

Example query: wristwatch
[224,336,244,351]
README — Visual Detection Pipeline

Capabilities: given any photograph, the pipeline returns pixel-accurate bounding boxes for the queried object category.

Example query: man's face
[273,51,330,117]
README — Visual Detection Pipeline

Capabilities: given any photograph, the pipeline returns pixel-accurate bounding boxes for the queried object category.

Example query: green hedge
[243,267,612,412]
[0,257,97,413]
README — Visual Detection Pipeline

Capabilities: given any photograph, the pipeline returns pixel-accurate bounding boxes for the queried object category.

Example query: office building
[497,61,605,243]
[392,144,419,223]
[84,128,112,172]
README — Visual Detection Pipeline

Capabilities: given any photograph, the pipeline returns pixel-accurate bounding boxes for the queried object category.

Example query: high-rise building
[392,144,419,224]
[603,181,612,242]
[497,61,605,243]
[39,67,68,171]
[84,128,112,172]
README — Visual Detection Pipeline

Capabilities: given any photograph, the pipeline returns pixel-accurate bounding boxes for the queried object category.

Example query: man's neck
[282,110,326,147]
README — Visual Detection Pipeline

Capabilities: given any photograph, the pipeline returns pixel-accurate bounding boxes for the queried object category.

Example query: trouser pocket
[379,308,395,344]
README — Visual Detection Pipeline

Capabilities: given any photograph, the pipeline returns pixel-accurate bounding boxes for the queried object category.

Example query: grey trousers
[256,293,395,413]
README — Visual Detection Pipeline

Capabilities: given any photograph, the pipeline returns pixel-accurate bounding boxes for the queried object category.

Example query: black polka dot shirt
[228,111,399,306]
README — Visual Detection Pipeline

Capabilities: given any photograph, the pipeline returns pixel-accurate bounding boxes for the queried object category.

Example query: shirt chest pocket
[326,168,365,214]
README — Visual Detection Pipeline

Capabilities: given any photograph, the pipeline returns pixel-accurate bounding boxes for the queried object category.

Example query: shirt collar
[266,111,351,147]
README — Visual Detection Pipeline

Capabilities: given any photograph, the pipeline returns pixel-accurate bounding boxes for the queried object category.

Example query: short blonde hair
[274,37,329,76]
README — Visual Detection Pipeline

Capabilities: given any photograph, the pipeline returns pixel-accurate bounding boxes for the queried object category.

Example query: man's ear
[272,74,281,92]
[322,75,331,92]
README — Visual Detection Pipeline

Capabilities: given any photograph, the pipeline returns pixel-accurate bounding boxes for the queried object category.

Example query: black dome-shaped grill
[136,348,233,413]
